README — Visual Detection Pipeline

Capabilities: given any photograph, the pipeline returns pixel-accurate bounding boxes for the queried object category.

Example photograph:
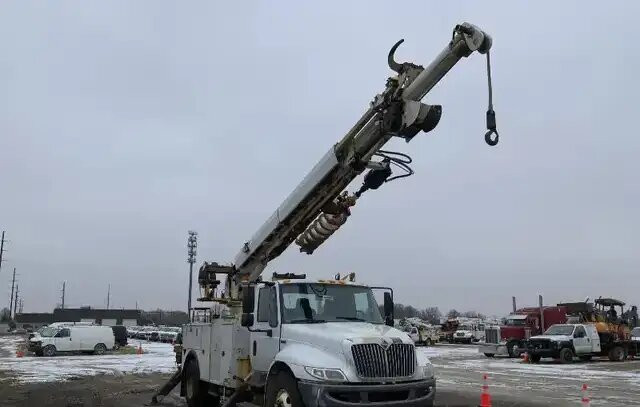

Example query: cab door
[572,325,592,354]
[250,284,281,373]
[54,328,73,352]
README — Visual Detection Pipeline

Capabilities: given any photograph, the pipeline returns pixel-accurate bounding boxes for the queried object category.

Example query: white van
[29,325,115,356]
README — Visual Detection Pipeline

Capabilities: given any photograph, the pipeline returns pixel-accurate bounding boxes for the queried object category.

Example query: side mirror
[384,292,394,327]
[242,285,256,313]
[241,313,254,327]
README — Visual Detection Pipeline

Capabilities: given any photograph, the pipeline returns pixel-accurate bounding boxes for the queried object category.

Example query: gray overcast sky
[1,2,638,316]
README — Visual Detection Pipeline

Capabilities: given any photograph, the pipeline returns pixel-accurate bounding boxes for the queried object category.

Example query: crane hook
[388,39,405,73]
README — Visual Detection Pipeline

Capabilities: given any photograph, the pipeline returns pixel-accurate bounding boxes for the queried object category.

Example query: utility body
[156,22,498,407]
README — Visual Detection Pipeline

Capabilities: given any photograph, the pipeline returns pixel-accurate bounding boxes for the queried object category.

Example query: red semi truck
[479,306,568,358]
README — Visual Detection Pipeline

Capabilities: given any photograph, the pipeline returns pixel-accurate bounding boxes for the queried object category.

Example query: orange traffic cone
[521,352,529,363]
[479,373,492,407]
[581,384,590,406]
[137,343,143,355]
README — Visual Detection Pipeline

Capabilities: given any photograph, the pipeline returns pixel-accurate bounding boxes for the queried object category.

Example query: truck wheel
[266,371,304,407]
[529,354,541,363]
[43,345,56,357]
[184,361,206,407]
[608,346,625,362]
[484,353,495,358]
[507,342,522,358]
[559,348,573,364]
[93,343,107,355]
[425,338,433,346]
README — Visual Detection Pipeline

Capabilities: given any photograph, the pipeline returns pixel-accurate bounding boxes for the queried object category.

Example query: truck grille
[351,343,416,378]
[485,328,499,344]
[528,339,551,350]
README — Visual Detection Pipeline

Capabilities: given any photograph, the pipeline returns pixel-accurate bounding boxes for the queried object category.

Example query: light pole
[187,231,198,320]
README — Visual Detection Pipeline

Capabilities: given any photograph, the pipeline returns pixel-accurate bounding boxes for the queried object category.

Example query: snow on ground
[0,336,177,383]
[419,344,640,406]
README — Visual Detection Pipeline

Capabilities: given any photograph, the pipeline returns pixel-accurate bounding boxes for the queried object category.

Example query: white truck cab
[452,320,485,344]
[28,325,115,357]
[180,279,435,407]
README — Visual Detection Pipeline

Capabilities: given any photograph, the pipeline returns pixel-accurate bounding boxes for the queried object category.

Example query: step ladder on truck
[153,22,500,407]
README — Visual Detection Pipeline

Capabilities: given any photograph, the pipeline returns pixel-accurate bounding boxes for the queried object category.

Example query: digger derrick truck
[154,23,498,407]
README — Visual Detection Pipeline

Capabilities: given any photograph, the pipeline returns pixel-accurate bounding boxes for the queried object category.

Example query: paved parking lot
[1,335,639,406]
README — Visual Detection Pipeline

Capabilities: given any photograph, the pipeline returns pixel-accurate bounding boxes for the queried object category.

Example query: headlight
[421,364,435,379]
[304,366,346,382]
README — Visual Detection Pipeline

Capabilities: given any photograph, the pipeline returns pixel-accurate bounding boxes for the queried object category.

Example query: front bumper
[298,378,435,407]
[478,343,508,356]
[526,348,559,358]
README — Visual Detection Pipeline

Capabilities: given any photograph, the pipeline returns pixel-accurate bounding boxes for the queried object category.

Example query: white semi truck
[153,22,498,407]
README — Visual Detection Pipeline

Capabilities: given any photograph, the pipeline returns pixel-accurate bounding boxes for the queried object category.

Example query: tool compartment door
[572,325,591,354]
[585,325,601,353]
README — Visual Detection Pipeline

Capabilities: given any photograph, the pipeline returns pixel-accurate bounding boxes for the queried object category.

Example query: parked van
[29,325,115,356]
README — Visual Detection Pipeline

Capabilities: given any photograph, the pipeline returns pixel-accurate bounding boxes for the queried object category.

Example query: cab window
[56,328,70,338]
[257,286,278,327]
[574,326,586,338]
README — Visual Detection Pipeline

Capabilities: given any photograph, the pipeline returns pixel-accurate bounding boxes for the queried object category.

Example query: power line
[9,268,16,318]
[187,230,198,319]
[13,284,19,317]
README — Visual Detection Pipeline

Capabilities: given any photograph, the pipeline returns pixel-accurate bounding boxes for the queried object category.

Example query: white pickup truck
[526,323,637,363]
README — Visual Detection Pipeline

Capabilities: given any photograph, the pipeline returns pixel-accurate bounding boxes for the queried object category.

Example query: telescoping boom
[201,23,499,299]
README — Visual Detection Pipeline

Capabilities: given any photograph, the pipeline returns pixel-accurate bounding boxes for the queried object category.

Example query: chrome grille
[485,327,499,344]
[351,343,416,378]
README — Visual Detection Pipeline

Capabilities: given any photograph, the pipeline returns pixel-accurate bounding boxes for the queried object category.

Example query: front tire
[529,354,541,363]
[507,342,522,358]
[559,348,574,364]
[43,345,56,357]
[265,371,304,407]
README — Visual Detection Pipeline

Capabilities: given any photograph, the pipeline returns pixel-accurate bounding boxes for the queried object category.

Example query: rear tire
[529,354,541,363]
[94,343,107,355]
[425,338,433,346]
[265,371,304,407]
[43,345,56,357]
[608,346,625,361]
[559,348,573,363]
[184,361,205,407]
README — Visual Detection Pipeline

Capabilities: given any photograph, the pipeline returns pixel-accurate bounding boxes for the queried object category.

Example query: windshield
[631,327,640,337]
[544,325,574,336]
[505,318,527,326]
[280,283,383,324]
[38,327,59,337]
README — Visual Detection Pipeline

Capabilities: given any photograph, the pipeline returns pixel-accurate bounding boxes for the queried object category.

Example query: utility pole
[13,284,19,317]
[19,298,23,314]
[0,231,7,275]
[187,231,198,321]
[9,268,16,318]
[61,281,66,310]
[106,284,111,310]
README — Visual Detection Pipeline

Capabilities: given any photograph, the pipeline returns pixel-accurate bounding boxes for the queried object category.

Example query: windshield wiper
[288,318,327,324]
[335,316,367,321]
